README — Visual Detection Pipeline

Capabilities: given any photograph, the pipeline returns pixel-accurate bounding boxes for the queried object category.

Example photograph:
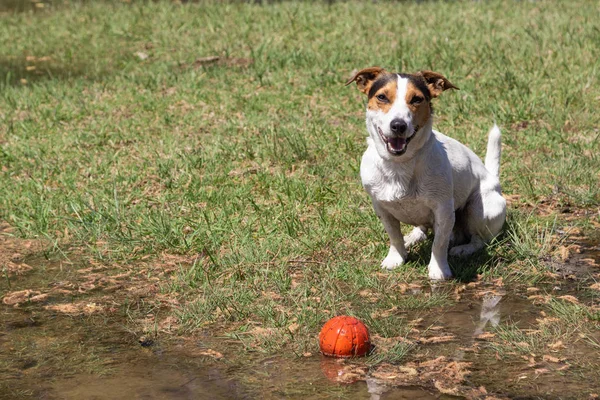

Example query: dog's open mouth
[377,126,418,156]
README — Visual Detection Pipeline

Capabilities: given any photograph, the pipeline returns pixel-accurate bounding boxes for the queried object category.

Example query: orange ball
[319,316,371,358]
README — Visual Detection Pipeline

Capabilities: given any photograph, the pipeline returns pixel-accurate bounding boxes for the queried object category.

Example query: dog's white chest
[379,198,434,226]
[360,147,434,226]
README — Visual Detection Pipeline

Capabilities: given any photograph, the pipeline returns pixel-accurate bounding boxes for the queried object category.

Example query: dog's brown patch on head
[345,67,386,95]
[416,70,459,98]
[405,79,431,127]
[366,74,397,113]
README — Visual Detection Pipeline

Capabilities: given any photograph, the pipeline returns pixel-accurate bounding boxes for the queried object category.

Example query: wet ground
[1,297,439,400]
[0,230,441,400]
[1,227,599,399]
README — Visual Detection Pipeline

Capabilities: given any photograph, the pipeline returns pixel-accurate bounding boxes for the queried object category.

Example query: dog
[346,67,506,280]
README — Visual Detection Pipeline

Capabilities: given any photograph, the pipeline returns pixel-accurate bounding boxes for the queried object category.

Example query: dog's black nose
[390,119,407,135]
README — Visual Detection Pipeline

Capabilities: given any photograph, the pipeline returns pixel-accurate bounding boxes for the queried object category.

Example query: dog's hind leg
[449,234,486,257]
[449,188,506,257]
[404,226,428,248]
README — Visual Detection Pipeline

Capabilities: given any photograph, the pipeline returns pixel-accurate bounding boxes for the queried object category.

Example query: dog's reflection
[474,294,502,336]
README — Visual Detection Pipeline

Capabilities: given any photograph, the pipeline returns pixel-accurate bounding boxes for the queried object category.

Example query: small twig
[179,376,198,388]
[287,259,327,265]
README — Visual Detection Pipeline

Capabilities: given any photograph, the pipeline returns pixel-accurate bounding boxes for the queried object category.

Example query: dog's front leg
[374,204,407,270]
[428,200,455,280]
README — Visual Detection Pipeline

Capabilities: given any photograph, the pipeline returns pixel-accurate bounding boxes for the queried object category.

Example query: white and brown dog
[346,67,506,280]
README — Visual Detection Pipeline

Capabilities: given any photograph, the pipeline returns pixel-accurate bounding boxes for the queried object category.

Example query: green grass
[1,0,599,361]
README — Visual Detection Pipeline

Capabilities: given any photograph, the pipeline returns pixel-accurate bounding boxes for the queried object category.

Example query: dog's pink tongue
[388,137,407,151]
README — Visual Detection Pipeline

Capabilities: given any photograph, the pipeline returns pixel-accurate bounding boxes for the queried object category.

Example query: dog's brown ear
[345,67,386,95]
[417,71,459,98]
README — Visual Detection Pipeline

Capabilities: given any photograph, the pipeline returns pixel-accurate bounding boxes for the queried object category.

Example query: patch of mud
[551,232,600,279]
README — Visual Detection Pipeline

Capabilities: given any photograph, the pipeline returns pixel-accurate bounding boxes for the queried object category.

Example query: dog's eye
[411,95,424,105]
[376,94,388,102]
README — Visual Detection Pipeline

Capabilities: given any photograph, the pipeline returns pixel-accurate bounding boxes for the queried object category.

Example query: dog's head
[346,67,458,160]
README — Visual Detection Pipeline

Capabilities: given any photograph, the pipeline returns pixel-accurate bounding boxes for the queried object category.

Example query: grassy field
[1,0,600,397]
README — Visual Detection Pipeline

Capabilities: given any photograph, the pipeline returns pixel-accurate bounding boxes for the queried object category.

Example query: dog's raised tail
[484,124,501,177]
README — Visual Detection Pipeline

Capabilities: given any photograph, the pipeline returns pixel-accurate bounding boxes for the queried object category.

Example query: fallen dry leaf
[525,329,543,336]
[558,246,570,261]
[398,366,418,376]
[548,340,565,350]
[4,262,33,276]
[44,302,103,315]
[537,317,560,325]
[429,325,445,331]
[419,335,456,344]
[523,355,536,367]
[557,295,580,304]
[543,271,560,279]
[2,290,42,306]
[543,355,562,363]
[474,332,496,340]
[455,285,467,294]
[393,283,409,293]
[30,293,49,302]
[287,322,300,334]
[434,380,461,396]
[579,257,599,267]
[192,349,223,360]
[321,361,367,384]
[370,356,472,395]
[528,294,551,304]
[371,306,398,319]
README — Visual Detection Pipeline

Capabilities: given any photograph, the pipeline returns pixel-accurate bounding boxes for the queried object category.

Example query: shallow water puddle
[0,252,438,399]
[1,307,438,400]
[50,361,240,400]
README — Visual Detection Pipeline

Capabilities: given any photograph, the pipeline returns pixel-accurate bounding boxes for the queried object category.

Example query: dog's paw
[428,261,452,280]
[381,253,405,270]
[403,227,427,249]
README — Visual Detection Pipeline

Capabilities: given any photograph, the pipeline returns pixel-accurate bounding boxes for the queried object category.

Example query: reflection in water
[474,294,503,336]
[367,377,438,400]
[367,377,387,400]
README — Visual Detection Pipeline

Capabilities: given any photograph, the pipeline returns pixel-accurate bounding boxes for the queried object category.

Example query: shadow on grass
[407,234,501,283]
[449,249,496,283]
[0,0,44,13]
[0,57,112,87]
